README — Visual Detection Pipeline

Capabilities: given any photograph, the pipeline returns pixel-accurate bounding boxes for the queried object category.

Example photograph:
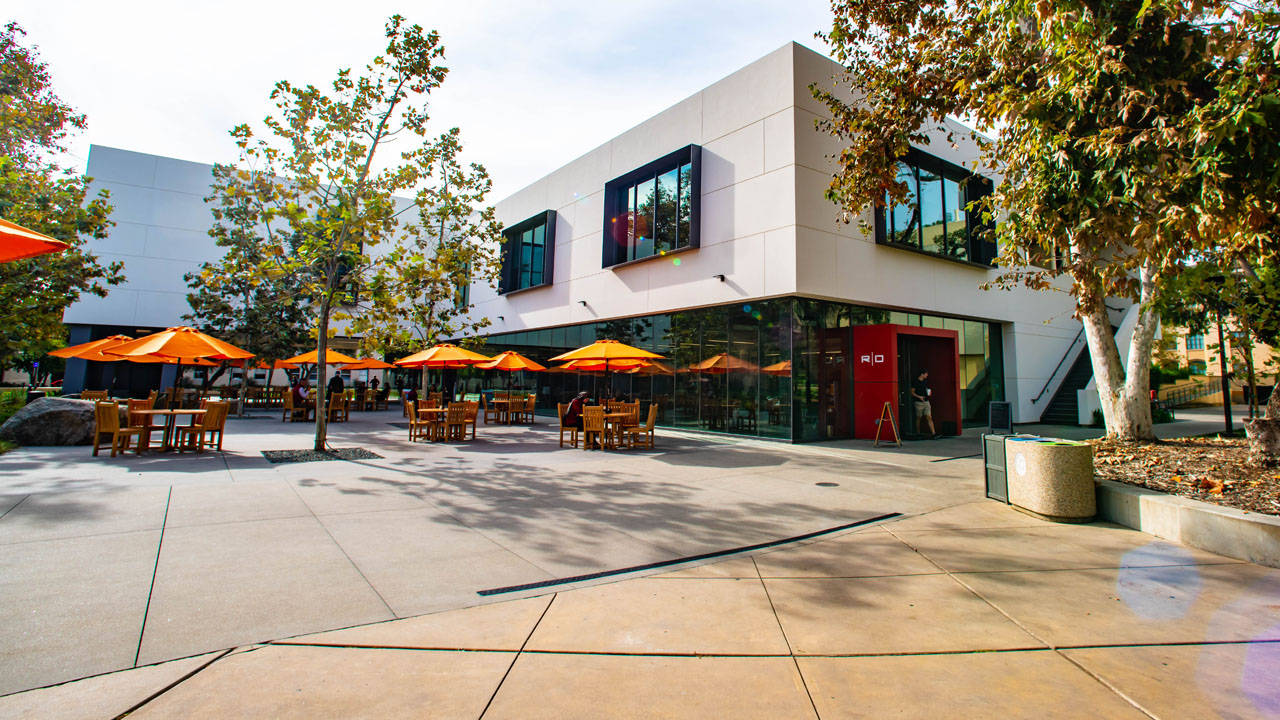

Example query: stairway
[1039,350,1095,425]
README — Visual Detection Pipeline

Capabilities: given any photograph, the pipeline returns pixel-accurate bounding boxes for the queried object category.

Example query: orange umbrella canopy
[282,348,359,365]
[0,218,70,263]
[109,326,254,362]
[761,360,792,377]
[686,353,760,374]
[622,360,675,376]
[341,358,395,371]
[49,335,134,359]
[474,351,546,372]
[395,343,491,369]
[248,359,300,370]
[548,339,665,364]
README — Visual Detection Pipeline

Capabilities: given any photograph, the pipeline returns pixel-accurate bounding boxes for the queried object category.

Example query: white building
[464,42,1095,441]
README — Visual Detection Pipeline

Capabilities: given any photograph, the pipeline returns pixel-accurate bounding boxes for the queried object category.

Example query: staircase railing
[1031,326,1086,404]
[1163,380,1220,407]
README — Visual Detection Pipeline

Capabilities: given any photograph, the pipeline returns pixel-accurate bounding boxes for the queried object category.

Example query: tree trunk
[314,304,330,451]
[1078,264,1157,441]
[1244,379,1280,466]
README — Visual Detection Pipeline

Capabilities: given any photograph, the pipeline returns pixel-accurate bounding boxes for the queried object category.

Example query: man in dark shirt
[327,372,344,398]
[911,370,939,438]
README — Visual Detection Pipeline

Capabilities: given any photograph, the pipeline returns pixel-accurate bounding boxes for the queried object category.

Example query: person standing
[911,369,939,438]
[327,372,344,398]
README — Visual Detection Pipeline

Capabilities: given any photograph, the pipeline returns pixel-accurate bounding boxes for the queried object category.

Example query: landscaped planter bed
[1090,436,1279,517]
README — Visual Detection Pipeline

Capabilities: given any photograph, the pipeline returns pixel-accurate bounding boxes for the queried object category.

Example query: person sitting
[292,378,313,408]
[562,391,589,430]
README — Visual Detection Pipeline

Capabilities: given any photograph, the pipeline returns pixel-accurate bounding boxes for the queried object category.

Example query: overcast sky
[10,0,835,201]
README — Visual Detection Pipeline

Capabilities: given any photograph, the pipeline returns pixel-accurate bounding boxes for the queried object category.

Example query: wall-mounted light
[713,274,726,282]
[578,300,588,306]
[496,315,505,322]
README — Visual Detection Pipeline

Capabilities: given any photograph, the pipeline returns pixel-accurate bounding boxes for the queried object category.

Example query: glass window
[1186,334,1204,350]
[604,146,700,267]
[877,150,993,265]
[500,211,555,293]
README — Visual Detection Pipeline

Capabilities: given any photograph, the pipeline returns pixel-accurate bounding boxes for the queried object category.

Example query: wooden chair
[177,401,230,453]
[582,406,609,450]
[92,401,143,457]
[374,389,388,411]
[519,395,537,424]
[622,402,640,429]
[428,392,443,407]
[126,399,156,452]
[81,390,109,402]
[146,390,159,407]
[444,403,468,441]
[483,395,503,424]
[363,388,377,412]
[624,404,659,450]
[328,392,348,422]
[407,401,430,442]
[558,402,579,448]
[282,392,309,422]
[462,401,479,440]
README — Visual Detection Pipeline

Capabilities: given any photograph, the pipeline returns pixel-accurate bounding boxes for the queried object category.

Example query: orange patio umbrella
[340,358,396,371]
[109,326,254,363]
[282,348,359,365]
[761,360,792,377]
[394,343,491,369]
[248,359,300,371]
[547,339,665,373]
[556,358,649,372]
[685,353,760,374]
[0,218,70,263]
[474,351,546,372]
[49,335,134,359]
[622,360,675,376]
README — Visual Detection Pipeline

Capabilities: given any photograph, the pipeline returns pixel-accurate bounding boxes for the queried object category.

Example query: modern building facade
[465,42,1088,442]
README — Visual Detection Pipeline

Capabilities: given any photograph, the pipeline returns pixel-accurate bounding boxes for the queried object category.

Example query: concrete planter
[1004,436,1096,522]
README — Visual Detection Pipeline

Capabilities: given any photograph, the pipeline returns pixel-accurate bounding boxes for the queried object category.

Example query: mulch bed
[261,448,383,464]
[1090,436,1280,517]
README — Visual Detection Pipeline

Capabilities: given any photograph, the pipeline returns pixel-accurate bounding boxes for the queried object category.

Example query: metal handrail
[1031,326,1086,404]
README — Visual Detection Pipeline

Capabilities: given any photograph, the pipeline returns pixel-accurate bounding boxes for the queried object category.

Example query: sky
[10,0,835,201]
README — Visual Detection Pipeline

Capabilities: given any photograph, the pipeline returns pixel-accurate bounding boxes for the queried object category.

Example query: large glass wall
[477,297,1002,442]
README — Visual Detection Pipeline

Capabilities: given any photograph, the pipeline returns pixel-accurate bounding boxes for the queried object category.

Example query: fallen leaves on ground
[1091,436,1277,515]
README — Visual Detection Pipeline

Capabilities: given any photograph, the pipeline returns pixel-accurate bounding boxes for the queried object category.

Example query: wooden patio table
[130,408,208,451]
[602,412,631,449]
[417,407,448,441]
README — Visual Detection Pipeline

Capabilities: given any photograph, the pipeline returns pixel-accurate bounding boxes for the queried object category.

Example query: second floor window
[876,149,996,266]
[499,211,556,294]
[603,145,701,268]
[1186,334,1204,350]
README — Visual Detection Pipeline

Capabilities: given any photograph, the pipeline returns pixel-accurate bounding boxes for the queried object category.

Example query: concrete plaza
[0,407,1277,717]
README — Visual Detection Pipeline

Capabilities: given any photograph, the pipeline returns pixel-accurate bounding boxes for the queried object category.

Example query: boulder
[0,397,106,446]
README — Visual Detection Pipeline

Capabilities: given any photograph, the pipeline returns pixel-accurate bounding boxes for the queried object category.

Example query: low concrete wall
[1096,479,1280,569]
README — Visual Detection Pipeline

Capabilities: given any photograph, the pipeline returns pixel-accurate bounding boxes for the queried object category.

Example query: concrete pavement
[2,500,1277,718]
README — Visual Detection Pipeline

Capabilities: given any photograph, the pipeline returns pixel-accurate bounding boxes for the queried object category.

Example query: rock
[0,397,111,446]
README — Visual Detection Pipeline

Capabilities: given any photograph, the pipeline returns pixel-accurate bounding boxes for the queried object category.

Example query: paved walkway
[2,500,1278,718]
[2,409,1277,717]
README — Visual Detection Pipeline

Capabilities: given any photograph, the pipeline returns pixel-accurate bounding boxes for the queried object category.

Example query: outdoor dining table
[602,411,633,449]
[417,407,448,441]
[132,408,207,451]
[489,398,515,424]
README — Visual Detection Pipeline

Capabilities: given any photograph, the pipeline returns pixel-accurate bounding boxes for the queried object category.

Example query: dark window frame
[499,210,557,295]
[602,145,701,269]
[873,148,996,267]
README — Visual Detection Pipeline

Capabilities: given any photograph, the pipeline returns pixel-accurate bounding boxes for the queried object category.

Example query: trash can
[982,433,1010,503]
[1004,436,1095,522]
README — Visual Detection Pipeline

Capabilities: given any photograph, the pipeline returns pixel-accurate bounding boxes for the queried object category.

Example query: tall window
[1186,334,1204,350]
[499,211,557,294]
[603,145,701,268]
[876,149,995,265]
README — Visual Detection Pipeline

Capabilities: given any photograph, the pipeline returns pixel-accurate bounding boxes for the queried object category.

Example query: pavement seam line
[882,525,1055,650]
[0,494,29,521]
[753,556,822,720]
[478,593,557,720]
[284,479,399,619]
[134,486,172,668]
[110,648,235,720]
[1051,650,1161,720]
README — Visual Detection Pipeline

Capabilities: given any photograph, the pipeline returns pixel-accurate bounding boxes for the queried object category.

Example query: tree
[814,0,1280,440]
[350,128,502,366]
[0,22,123,376]
[201,16,456,450]
[184,163,313,403]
